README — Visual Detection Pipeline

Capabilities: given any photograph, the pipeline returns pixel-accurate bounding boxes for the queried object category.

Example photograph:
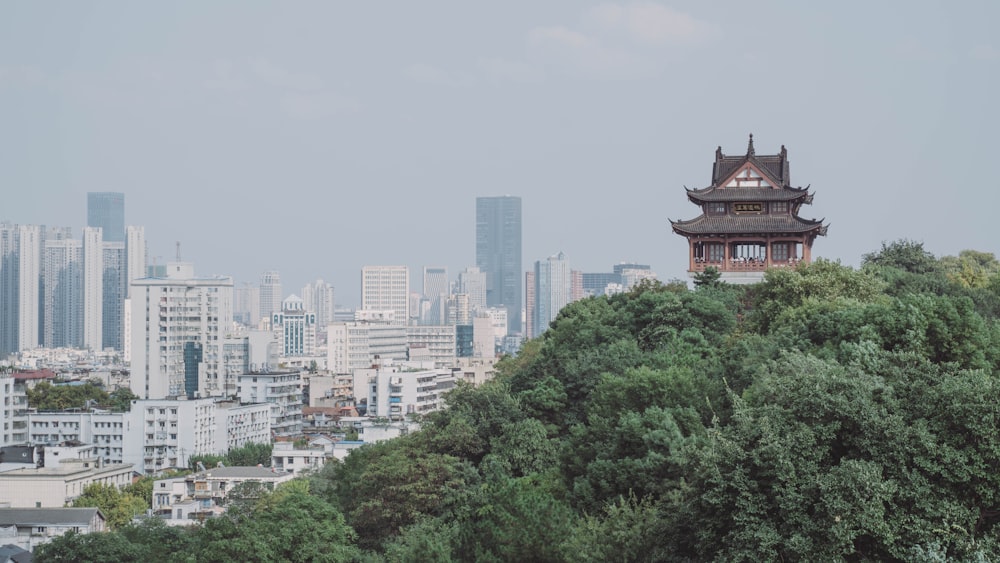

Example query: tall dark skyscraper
[87,192,125,243]
[476,196,522,333]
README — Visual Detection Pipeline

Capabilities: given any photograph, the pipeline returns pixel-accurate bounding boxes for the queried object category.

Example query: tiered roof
[671,135,828,237]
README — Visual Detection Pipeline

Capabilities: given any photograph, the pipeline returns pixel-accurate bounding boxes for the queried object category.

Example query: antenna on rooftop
[176,241,181,261]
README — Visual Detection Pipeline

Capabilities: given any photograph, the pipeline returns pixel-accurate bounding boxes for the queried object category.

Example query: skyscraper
[529,252,571,339]
[476,196,522,333]
[82,227,103,351]
[361,265,409,326]
[87,192,125,243]
[259,270,282,320]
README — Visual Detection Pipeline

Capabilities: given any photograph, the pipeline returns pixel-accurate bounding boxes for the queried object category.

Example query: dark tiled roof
[711,138,790,187]
[686,186,811,203]
[670,214,827,235]
[0,508,100,526]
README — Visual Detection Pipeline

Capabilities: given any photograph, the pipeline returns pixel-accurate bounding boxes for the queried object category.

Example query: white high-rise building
[130,262,233,400]
[234,282,260,327]
[82,227,103,351]
[531,252,572,338]
[17,225,41,352]
[301,279,335,331]
[361,266,409,326]
[272,295,316,357]
[125,226,146,299]
[458,266,487,312]
[327,321,407,374]
[259,270,282,320]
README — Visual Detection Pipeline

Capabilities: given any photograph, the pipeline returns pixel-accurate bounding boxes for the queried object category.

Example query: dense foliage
[35,241,1000,561]
[26,381,137,412]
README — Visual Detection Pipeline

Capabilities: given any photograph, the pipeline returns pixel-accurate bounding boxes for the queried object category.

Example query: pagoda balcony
[690,258,802,273]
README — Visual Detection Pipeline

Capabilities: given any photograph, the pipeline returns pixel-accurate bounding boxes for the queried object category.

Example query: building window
[707,244,725,263]
[771,201,788,213]
[706,202,726,214]
[772,243,789,261]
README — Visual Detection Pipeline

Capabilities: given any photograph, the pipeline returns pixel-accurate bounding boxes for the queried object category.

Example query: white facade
[327,322,407,374]
[532,251,572,338]
[82,227,103,352]
[356,366,456,420]
[28,412,126,465]
[125,226,146,299]
[458,266,487,312]
[271,442,325,476]
[216,401,271,451]
[272,295,316,357]
[0,375,28,447]
[300,279,335,332]
[472,314,494,358]
[361,266,409,326]
[41,235,82,349]
[123,398,217,474]
[406,325,457,366]
[129,262,234,399]
[0,458,133,508]
[237,371,302,436]
[258,270,282,319]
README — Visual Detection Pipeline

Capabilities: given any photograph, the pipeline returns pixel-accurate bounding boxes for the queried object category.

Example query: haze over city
[2,1,997,304]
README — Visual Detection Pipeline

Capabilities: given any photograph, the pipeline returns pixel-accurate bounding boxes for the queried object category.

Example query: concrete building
[0,457,133,508]
[361,266,409,326]
[421,267,449,325]
[457,266,487,312]
[129,262,233,399]
[476,196,522,334]
[327,322,407,374]
[356,366,456,420]
[28,412,126,466]
[0,375,28,448]
[258,270,282,320]
[406,325,457,367]
[237,371,302,437]
[101,241,125,352]
[215,401,271,451]
[0,507,106,552]
[123,398,216,474]
[300,279,334,332]
[234,282,260,328]
[81,227,103,352]
[271,442,325,476]
[472,314,494,358]
[529,252,572,339]
[152,466,294,523]
[272,295,316,357]
[41,233,82,349]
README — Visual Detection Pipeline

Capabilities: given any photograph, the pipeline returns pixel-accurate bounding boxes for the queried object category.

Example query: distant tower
[82,227,103,351]
[361,265,409,326]
[457,266,487,312]
[671,136,828,283]
[87,192,125,243]
[529,252,571,339]
[476,196,522,333]
[259,270,282,319]
[422,267,449,325]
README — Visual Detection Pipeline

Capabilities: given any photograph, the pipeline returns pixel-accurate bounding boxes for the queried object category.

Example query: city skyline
[2,3,998,303]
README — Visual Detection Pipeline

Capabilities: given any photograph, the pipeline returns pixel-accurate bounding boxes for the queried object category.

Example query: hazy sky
[2,1,998,306]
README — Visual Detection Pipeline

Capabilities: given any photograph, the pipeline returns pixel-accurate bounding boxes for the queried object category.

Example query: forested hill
[38,241,1000,562]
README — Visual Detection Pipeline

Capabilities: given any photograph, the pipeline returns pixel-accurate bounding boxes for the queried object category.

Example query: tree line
[36,240,1000,561]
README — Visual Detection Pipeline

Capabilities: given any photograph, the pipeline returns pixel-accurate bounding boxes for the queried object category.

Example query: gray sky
[2,1,998,306]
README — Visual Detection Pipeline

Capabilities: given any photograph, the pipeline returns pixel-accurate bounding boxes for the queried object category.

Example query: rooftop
[0,507,101,526]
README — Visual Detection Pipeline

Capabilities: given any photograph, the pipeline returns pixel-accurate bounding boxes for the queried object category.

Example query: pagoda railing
[690,259,802,273]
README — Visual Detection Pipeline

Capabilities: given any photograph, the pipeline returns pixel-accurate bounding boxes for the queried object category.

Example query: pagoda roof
[670,214,828,236]
[712,134,789,187]
[685,185,813,203]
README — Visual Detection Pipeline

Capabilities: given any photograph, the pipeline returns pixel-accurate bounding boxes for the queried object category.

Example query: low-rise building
[0,507,105,552]
[152,466,294,523]
[270,442,325,476]
[0,458,133,508]
[354,366,456,420]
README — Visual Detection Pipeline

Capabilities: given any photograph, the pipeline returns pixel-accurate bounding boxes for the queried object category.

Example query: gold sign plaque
[734,202,762,213]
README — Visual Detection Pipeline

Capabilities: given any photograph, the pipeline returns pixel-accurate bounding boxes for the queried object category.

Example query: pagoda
[670,135,828,283]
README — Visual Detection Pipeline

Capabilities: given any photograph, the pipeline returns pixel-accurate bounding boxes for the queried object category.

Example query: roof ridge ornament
[746,133,755,157]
